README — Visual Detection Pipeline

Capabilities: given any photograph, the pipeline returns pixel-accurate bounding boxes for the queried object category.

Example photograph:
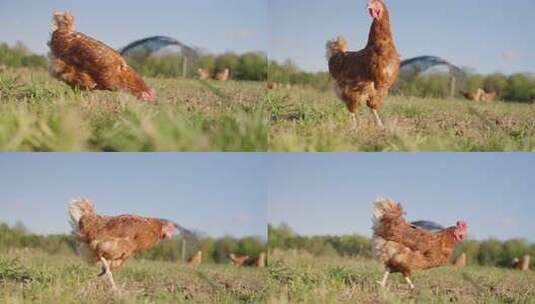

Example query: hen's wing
[377,215,439,255]
[50,30,132,91]
[51,31,127,72]
[49,56,99,90]
[328,49,372,83]
[90,235,139,261]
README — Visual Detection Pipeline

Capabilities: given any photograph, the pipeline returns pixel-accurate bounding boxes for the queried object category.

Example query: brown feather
[327,0,399,113]
[229,252,266,268]
[372,198,466,277]
[48,11,156,102]
[187,251,203,266]
[70,199,175,272]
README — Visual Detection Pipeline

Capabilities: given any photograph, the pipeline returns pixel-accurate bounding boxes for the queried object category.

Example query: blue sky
[269,0,535,74]
[0,153,267,238]
[0,0,267,55]
[268,153,535,242]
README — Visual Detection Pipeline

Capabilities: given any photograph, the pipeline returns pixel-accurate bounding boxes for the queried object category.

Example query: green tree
[505,74,534,102]
[483,73,508,97]
[477,239,503,266]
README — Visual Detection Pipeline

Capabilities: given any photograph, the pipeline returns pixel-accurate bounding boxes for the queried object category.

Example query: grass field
[3,68,535,152]
[0,68,266,151]
[268,88,535,151]
[267,250,535,304]
[0,249,267,304]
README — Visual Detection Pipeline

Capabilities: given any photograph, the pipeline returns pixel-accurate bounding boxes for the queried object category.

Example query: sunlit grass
[0,249,267,304]
[267,250,535,304]
[268,87,535,151]
[0,68,267,151]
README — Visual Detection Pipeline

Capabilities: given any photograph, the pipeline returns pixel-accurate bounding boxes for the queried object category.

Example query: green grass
[0,249,267,304]
[268,87,535,151]
[3,68,535,152]
[0,68,267,151]
[267,250,535,304]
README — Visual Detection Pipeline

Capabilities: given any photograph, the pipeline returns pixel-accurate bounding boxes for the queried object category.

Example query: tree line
[268,60,535,103]
[0,221,266,264]
[0,42,48,69]
[268,223,535,269]
[1,42,532,102]
[0,42,266,81]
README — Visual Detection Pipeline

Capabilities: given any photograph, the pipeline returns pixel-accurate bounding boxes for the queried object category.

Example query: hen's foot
[100,257,118,291]
[371,109,384,129]
[404,276,415,290]
[377,270,389,288]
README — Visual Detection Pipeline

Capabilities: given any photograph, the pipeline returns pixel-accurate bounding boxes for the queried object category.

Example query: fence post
[182,57,187,78]
[450,76,456,98]
[182,239,186,262]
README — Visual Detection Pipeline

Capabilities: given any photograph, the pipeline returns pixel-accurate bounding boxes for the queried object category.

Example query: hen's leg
[97,266,106,277]
[99,257,118,291]
[372,109,384,128]
[345,99,359,132]
[377,270,389,287]
[404,276,415,290]
[367,89,387,128]
[350,113,358,131]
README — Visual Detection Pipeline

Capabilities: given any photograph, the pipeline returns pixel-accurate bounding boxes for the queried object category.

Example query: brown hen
[69,198,183,290]
[187,250,203,266]
[327,0,399,129]
[48,12,156,102]
[372,198,467,289]
[229,252,266,268]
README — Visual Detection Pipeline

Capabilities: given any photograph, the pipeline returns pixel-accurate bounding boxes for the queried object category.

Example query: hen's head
[453,220,468,241]
[52,11,74,32]
[160,221,177,240]
[367,0,385,20]
[137,88,157,103]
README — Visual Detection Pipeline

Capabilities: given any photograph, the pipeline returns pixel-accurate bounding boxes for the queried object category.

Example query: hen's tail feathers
[326,36,348,60]
[372,197,403,232]
[69,198,95,235]
[51,11,74,32]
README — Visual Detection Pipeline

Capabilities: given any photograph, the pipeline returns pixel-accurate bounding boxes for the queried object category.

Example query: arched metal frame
[119,36,199,77]
[399,56,466,97]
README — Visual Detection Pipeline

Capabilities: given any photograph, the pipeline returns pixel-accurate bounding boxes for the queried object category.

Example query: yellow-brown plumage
[327,0,399,128]
[187,251,203,266]
[229,252,266,267]
[69,198,177,289]
[48,12,157,102]
[372,198,467,289]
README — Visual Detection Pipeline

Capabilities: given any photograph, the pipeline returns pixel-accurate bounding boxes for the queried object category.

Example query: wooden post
[182,57,187,78]
[181,239,186,262]
[450,76,456,98]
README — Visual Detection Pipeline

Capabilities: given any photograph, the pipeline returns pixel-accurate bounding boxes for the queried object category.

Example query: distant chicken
[461,88,497,102]
[372,198,467,289]
[48,12,157,102]
[453,252,466,268]
[197,68,211,80]
[229,253,250,266]
[69,198,186,290]
[214,68,230,81]
[244,252,266,268]
[229,252,266,268]
[327,0,400,129]
[187,250,203,266]
[513,255,530,271]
